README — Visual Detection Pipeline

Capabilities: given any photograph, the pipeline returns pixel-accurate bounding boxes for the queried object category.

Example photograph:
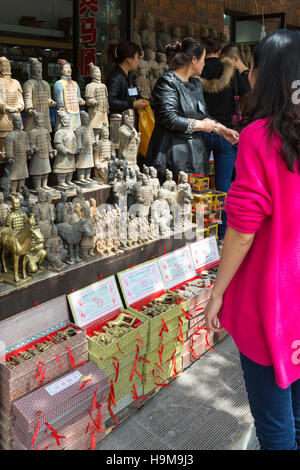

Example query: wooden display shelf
[0,227,196,321]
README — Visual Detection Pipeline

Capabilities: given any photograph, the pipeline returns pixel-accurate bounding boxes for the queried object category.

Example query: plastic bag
[138,104,155,157]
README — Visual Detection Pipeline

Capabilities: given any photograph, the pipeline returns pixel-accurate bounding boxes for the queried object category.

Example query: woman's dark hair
[201,37,220,55]
[107,40,141,64]
[242,29,300,172]
[165,37,205,70]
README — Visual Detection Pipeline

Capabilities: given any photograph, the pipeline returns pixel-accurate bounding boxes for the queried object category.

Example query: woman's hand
[133,99,148,110]
[204,291,224,333]
[214,124,239,145]
[195,118,216,133]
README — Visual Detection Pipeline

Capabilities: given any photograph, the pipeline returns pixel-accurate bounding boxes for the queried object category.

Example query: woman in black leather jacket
[146,38,239,181]
[106,40,148,114]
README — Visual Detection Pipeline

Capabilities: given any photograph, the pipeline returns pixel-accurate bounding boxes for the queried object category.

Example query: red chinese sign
[79,0,98,76]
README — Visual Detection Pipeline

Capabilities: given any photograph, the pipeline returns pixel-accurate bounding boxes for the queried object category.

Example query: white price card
[189,236,219,271]
[158,246,196,290]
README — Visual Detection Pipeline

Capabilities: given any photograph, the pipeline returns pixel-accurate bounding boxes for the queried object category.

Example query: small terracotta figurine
[157,53,168,76]
[177,171,194,226]
[142,12,157,52]
[133,18,142,50]
[0,191,10,224]
[72,186,86,208]
[119,109,140,169]
[75,110,96,184]
[5,113,32,193]
[28,112,56,191]
[136,63,151,100]
[108,154,118,184]
[112,170,127,209]
[136,174,153,217]
[56,192,68,223]
[157,22,171,52]
[23,58,56,133]
[80,201,97,258]
[94,123,115,183]
[85,63,109,136]
[144,49,159,87]
[149,166,160,200]
[151,189,173,236]
[25,215,47,274]
[163,169,177,193]
[56,216,95,264]
[53,111,78,188]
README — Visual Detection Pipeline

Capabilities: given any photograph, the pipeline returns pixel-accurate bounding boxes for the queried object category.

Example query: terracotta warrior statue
[144,49,159,86]
[108,153,118,184]
[0,57,24,156]
[45,224,67,271]
[0,191,10,224]
[5,113,32,193]
[53,59,85,131]
[136,173,153,217]
[53,111,78,188]
[157,22,171,53]
[112,169,127,209]
[133,18,142,50]
[25,214,47,274]
[5,194,28,231]
[163,169,177,193]
[23,58,56,133]
[72,186,86,208]
[56,192,68,223]
[85,63,109,137]
[177,171,193,225]
[80,201,97,258]
[136,63,151,100]
[75,110,96,183]
[157,53,168,76]
[149,166,160,200]
[28,112,56,191]
[63,202,80,225]
[151,188,172,236]
[118,109,140,169]
[141,12,157,53]
[94,123,115,183]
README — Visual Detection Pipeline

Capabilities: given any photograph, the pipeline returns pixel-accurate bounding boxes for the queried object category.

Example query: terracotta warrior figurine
[157,22,171,53]
[157,53,168,76]
[141,12,157,52]
[118,109,140,169]
[63,202,80,225]
[133,18,142,50]
[75,110,96,183]
[53,60,85,131]
[0,191,10,224]
[72,186,86,209]
[136,173,153,217]
[45,224,67,271]
[85,63,109,136]
[137,50,150,80]
[21,186,33,216]
[5,194,28,231]
[5,113,32,193]
[32,188,54,240]
[23,58,56,132]
[94,123,115,183]
[136,63,151,100]
[108,154,118,184]
[118,153,128,179]
[163,169,177,193]
[25,214,47,274]
[145,49,159,86]
[151,188,172,236]
[80,201,97,258]
[28,112,56,191]
[177,171,193,225]
[112,170,127,209]
[149,166,160,200]
[56,192,68,223]
[128,215,139,247]
[53,111,78,188]
[0,57,24,155]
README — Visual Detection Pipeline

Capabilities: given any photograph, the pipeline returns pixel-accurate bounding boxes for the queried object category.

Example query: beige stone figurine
[85,63,109,137]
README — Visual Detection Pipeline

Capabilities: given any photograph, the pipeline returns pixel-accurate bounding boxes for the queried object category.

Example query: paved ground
[96,335,259,451]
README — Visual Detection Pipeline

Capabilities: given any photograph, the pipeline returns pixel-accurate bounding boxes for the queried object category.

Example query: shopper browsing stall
[204,29,300,451]
[146,38,239,182]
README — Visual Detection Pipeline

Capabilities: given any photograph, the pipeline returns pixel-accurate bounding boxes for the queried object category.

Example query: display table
[0,226,196,321]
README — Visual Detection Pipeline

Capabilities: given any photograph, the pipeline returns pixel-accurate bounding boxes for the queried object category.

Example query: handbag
[138,103,155,158]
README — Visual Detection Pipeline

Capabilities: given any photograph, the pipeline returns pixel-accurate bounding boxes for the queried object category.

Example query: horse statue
[0,224,34,283]
[56,218,96,264]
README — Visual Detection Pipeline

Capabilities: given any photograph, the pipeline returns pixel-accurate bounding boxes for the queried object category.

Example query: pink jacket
[220,118,300,388]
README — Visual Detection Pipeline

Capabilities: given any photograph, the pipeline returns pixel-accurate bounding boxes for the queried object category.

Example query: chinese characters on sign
[79,0,98,76]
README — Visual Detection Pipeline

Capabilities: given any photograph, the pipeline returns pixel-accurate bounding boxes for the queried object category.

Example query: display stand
[0,227,196,321]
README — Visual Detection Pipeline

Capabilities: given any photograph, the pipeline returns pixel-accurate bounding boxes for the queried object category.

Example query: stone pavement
[96,335,259,451]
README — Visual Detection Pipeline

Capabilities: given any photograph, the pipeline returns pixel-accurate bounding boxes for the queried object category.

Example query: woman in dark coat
[146,38,239,181]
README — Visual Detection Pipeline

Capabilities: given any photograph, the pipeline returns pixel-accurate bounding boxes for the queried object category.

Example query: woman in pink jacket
[204,29,300,450]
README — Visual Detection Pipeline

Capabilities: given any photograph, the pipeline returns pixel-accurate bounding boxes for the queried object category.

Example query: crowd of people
[106,28,300,451]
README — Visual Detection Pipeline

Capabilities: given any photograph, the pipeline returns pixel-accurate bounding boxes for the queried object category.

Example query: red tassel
[117,343,124,355]
[93,386,100,410]
[130,344,146,383]
[66,345,85,369]
[181,308,192,320]
[90,426,96,450]
[56,354,62,374]
[158,343,164,366]
[32,411,42,446]
[131,384,148,408]
[44,422,66,447]
[78,378,92,391]
[159,319,169,338]
[112,356,120,383]
[163,245,166,255]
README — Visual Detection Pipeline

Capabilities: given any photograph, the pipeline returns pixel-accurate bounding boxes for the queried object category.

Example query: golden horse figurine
[0,223,34,283]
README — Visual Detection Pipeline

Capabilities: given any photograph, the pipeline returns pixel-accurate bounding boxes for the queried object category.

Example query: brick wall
[136,0,300,34]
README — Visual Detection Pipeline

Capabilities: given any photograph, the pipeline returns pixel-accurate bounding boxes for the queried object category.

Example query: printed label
[45,371,82,396]
[158,246,196,289]
[189,236,219,271]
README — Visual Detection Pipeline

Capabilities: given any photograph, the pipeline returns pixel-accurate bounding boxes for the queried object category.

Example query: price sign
[189,236,219,272]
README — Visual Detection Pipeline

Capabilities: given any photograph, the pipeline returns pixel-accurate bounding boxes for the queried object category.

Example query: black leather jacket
[106,65,141,114]
[146,70,209,181]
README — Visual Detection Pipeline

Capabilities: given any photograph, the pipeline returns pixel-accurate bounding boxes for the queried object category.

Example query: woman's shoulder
[240,118,269,141]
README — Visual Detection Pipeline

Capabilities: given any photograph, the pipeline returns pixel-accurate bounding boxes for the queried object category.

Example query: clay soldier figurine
[0,57,24,155]
[172,26,182,43]
[157,22,171,53]
[145,49,159,86]
[142,12,157,52]
[25,214,47,275]
[21,186,33,216]
[95,212,107,257]
[108,154,118,184]
[53,60,85,131]
[157,53,169,76]
[119,109,140,169]
[56,192,68,223]
[0,191,10,224]
[128,215,139,247]
[45,224,67,271]
[6,195,28,231]
[32,188,53,240]
[89,198,99,222]
[28,112,57,191]
[136,63,151,100]
[53,111,78,188]
[142,164,151,182]
[151,188,173,236]
[163,169,177,193]
[136,174,153,217]
[75,110,96,184]
[5,113,32,193]
[94,123,115,183]
[85,63,109,136]
[63,202,80,225]
[72,186,85,208]
[46,193,56,224]
[112,170,127,209]
[133,170,143,203]
[177,171,194,226]
[149,167,160,200]
[80,201,97,259]
[23,58,56,133]
[133,18,142,50]
[126,167,137,208]
[119,153,128,179]
[137,50,150,80]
